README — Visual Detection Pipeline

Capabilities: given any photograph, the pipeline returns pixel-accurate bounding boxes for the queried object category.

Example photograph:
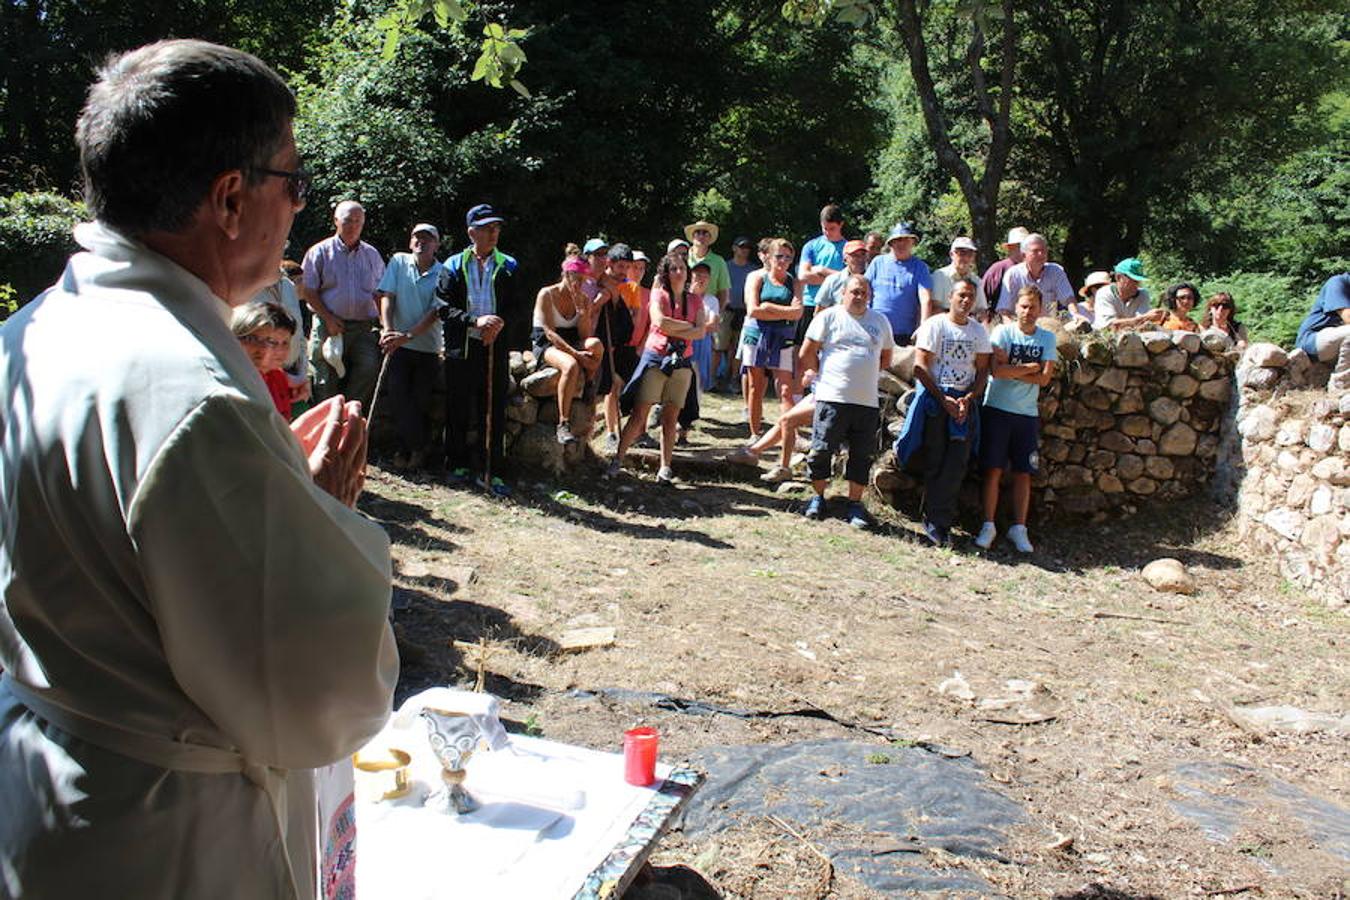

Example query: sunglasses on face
[773,253,793,261]
[255,166,310,204]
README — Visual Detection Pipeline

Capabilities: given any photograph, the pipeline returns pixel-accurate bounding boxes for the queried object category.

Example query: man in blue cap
[436,203,520,495]
[865,222,933,345]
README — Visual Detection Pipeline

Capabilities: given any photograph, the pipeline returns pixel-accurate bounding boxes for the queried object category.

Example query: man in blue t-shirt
[1295,273,1350,393]
[797,204,847,343]
[975,284,1057,553]
[865,222,932,345]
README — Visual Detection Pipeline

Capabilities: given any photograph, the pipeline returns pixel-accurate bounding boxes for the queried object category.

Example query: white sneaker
[1008,524,1034,554]
[760,465,792,483]
[974,521,997,550]
[656,466,676,485]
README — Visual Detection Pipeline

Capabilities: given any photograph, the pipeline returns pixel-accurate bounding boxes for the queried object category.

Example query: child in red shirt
[231,301,299,420]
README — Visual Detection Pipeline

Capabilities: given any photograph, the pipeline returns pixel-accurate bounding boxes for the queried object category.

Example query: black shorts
[794,304,818,348]
[979,406,1040,473]
[807,399,880,484]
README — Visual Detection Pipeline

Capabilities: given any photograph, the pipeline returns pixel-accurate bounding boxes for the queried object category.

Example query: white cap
[1004,226,1030,247]
[632,251,650,263]
[411,223,439,240]
[667,238,691,253]
[950,236,977,252]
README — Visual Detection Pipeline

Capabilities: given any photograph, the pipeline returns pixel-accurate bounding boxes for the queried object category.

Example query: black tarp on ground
[678,739,1025,896]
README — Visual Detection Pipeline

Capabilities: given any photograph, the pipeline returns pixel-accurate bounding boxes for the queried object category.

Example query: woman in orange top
[1161,282,1201,332]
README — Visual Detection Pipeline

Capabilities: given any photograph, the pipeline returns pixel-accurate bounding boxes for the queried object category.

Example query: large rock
[1307,424,1336,453]
[1096,367,1129,394]
[1115,333,1149,368]
[887,345,916,383]
[1263,507,1303,541]
[1274,419,1306,447]
[1142,558,1196,595]
[1144,456,1175,480]
[1200,330,1233,353]
[1188,354,1219,381]
[1080,386,1113,411]
[1127,476,1158,495]
[1159,422,1199,455]
[1081,339,1113,366]
[1168,374,1200,399]
[1143,332,1173,354]
[1244,342,1288,368]
[1121,415,1153,438]
[1199,378,1231,401]
[521,366,561,397]
[1285,348,1313,386]
[1153,348,1189,374]
[1048,465,1093,488]
[1237,404,1278,441]
[509,350,529,379]
[1099,431,1135,453]
[1171,331,1201,353]
[1116,453,1145,481]
[1148,396,1183,426]
[1098,472,1125,493]
[1136,438,1158,456]
[1085,449,1116,470]
[510,423,570,473]
[1113,387,1145,414]
[505,393,538,425]
[878,370,908,396]
[1238,365,1283,391]
[1039,316,1080,362]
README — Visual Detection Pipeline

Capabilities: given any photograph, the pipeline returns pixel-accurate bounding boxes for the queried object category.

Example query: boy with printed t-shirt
[799,274,895,528]
[900,279,992,545]
[976,285,1057,552]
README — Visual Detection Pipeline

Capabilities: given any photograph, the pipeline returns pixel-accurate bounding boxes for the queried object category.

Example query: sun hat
[1113,257,1149,283]
[1004,226,1029,248]
[1080,270,1112,297]
[950,236,977,252]
[683,220,720,244]
[843,239,867,255]
[465,203,504,227]
[667,238,691,253]
[321,334,346,379]
[411,223,439,240]
[562,257,590,274]
[886,222,919,243]
[582,238,609,255]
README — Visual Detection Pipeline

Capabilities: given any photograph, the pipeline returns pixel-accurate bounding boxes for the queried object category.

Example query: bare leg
[544,347,580,425]
[773,370,795,466]
[981,467,1003,523]
[659,403,681,469]
[616,401,653,460]
[746,367,767,437]
[605,389,620,435]
[1011,472,1032,525]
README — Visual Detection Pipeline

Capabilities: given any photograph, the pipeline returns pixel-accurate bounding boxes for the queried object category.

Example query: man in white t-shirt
[929,235,988,319]
[912,280,992,545]
[799,274,895,528]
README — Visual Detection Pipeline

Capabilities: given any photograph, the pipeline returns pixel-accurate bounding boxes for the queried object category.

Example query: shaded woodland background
[1,0,1346,344]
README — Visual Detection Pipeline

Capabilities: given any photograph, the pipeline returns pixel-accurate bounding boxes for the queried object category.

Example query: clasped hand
[290,396,368,507]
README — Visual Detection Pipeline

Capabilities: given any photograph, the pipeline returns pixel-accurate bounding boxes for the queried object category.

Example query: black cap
[732,235,753,248]
[608,242,634,262]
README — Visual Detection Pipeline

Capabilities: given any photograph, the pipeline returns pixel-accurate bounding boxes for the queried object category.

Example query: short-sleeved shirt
[983,323,1058,417]
[814,269,862,310]
[1092,284,1152,329]
[999,262,1074,314]
[866,254,933,338]
[805,305,895,408]
[376,253,445,354]
[982,257,1017,310]
[800,235,846,307]
[644,286,699,358]
[301,235,385,320]
[1296,273,1350,356]
[914,314,992,393]
[930,263,988,313]
[688,250,731,302]
[727,260,756,311]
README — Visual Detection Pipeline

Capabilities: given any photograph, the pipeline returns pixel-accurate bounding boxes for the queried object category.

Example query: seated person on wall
[1295,272,1350,394]
[1161,281,1201,332]
[974,286,1057,554]
[232,300,300,421]
[798,274,895,529]
[1200,291,1248,351]
[893,280,993,547]
[1092,257,1167,331]
[533,254,604,445]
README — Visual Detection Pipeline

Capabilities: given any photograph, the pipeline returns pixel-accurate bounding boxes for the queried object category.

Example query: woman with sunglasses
[1162,282,1202,332]
[739,238,803,439]
[1201,292,1248,350]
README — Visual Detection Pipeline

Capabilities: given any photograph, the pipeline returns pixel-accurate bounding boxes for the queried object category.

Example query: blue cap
[887,222,919,243]
[582,238,609,254]
[466,203,504,227]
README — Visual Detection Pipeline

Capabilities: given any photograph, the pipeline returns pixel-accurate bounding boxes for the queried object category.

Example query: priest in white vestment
[0,40,398,899]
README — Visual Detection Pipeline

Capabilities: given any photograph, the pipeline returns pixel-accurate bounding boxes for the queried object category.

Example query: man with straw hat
[982,226,1029,311]
[686,219,731,329]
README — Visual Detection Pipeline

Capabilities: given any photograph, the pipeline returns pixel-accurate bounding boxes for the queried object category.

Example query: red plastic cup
[623,727,659,786]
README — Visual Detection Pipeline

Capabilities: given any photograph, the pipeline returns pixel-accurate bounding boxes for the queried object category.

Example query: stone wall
[502,350,596,473]
[1231,343,1348,606]
[872,326,1240,519]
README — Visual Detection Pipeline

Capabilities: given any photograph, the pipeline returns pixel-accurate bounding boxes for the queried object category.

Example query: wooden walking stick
[481,337,495,492]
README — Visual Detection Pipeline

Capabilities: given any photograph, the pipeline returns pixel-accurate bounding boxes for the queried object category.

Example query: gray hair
[77,39,296,236]
[231,300,296,337]
[1021,232,1048,249]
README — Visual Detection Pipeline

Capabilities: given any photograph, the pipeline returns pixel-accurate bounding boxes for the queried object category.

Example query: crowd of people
[247,201,1330,548]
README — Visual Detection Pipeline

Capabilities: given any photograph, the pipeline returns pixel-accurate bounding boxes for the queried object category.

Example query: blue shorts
[979,406,1040,474]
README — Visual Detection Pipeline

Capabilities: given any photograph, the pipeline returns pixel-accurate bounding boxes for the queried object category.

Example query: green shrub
[0,192,85,304]
[0,283,18,322]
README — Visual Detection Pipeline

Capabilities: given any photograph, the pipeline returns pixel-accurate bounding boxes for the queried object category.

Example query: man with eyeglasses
[0,40,396,898]
[300,199,387,412]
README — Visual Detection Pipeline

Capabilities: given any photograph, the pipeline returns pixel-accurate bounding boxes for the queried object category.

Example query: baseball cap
[583,238,609,254]
[411,223,439,240]
[950,236,977,252]
[843,239,867,255]
[466,203,504,227]
[886,222,919,243]
[608,243,634,262]
[732,236,753,248]
[632,251,650,263]
[667,238,691,253]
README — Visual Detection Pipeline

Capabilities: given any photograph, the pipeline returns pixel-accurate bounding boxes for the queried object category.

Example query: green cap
[1113,257,1148,283]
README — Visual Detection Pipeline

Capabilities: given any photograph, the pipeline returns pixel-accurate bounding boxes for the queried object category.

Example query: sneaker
[804,495,826,520]
[634,433,659,450]
[974,521,997,550]
[603,458,622,479]
[922,520,949,547]
[725,447,760,466]
[846,502,874,529]
[556,422,577,445]
[603,432,620,453]
[656,466,676,485]
[446,467,472,485]
[675,429,690,447]
[486,476,511,498]
[1008,524,1034,554]
[760,465,792,484]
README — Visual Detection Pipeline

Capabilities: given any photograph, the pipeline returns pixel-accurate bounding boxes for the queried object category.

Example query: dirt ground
[365,393,1349,899]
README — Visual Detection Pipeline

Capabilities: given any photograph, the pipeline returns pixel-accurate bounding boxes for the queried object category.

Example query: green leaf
[483,22,504,39]
[470,51,490,81]
[499,43,524,66]
[509,78,531,98]
[381,27,401,61]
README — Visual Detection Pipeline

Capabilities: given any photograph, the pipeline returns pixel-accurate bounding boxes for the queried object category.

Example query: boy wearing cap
[975,285,1057,553]
[930,237,988,318]
[377,223,446,469]
[436,203,521,495]
[1092,258,1166,330]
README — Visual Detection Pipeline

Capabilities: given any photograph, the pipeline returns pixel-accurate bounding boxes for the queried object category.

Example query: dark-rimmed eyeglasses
[255,166,310,204]
[241,334,291,351]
